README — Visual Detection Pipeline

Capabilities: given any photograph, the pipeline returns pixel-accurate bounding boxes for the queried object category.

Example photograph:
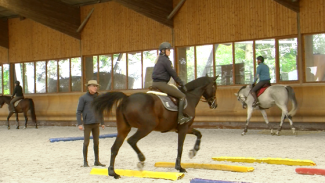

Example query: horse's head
[202,75,219,109]
[234,85,252,109]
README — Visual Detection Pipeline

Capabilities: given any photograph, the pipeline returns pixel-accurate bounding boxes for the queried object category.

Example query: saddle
[256,83,271,97]
[147,85,187,111]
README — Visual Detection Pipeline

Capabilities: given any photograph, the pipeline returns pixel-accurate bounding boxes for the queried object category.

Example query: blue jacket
[255,63,270,82]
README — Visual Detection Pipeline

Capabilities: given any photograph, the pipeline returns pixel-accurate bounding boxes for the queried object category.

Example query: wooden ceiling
[0,0,300,49]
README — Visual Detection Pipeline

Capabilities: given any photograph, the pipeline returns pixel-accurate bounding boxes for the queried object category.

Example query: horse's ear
[214,75,219,80]
[234,93,238,96]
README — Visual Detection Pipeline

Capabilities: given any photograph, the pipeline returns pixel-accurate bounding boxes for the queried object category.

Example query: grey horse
[234,85,298,136]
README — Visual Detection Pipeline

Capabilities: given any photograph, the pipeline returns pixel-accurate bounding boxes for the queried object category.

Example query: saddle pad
[257,86,270,97]
[14,99,23,107]
[157,95,188,112]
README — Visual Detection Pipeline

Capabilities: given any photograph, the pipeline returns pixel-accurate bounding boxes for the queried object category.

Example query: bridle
[201,83,217,109]
[237,88,249,109]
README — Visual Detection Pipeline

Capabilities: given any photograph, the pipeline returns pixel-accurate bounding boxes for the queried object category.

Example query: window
[84,56,98,90]
[128,52,142,89]
[196,45,214,78]
[255,39,276,83]
[71,57,82,92]
[36,61,46,93]
[235,41,254,84]
[98,55,112,91]
[14,63,23,87]
[58,59,70,92]
[0,66,2,94]
[279,38,298,81]
[143,50,157,88]
[304,34,325,82]
[47,60,58,93]
[113,53,127,90]
[3,64,10,95]
[215,43,233,85]
[24,62,35,93]
[178,46,195,83]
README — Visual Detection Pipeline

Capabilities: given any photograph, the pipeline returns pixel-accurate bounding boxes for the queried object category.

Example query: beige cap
[85,80,100,86]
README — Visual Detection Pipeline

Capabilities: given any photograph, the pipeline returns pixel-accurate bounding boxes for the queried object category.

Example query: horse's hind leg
[287,115,296,135]
[260,110,274,135]
[23,111,28,129]
[109,125,131,179]
[186,128,202,159]
[108,110,131,179]
[127,127,154,170]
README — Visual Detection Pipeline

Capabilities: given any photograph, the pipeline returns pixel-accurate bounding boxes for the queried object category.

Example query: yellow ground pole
[212,157,316,166]
[154,162,254,172]
[90,168,184,180]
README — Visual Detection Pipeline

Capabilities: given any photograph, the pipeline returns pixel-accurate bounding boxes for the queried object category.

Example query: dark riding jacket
[76,92,103,126]
[152,55,184,86]
[12,85,24,98]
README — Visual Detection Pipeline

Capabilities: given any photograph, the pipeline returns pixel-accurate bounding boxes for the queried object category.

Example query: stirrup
[178,116,193,125]
[252,101,260,107]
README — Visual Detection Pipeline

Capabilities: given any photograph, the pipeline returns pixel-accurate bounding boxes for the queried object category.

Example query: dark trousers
[83,123,100,146]
[251,80,271,93]
[152,82,185,99]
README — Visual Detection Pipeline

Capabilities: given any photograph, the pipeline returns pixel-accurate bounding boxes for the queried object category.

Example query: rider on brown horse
[251,56,271,107]
[10,81,24,113]
[152,42,192,125]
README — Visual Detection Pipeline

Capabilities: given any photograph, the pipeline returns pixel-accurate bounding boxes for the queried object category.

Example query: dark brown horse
[0,96,37,129]
[92,76,218,179]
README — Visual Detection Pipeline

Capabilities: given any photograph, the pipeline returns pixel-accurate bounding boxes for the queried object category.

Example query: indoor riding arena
[1,0,325,183]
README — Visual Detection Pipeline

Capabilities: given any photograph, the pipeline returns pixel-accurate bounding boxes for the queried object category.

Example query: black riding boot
[251,92,260,107]
[178,98,193,125]
[83,144,89,167]
[94,145,106,167]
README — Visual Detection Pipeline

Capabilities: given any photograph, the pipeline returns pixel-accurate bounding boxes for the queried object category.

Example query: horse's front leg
[23,111,28,129]
[242,107,253,136]
[16,113,19,129]
[260,110,274,135]
[186,128,202,159]
[7,112,14,130]
[175,125,188,173]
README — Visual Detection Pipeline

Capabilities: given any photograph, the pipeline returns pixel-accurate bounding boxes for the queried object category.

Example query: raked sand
[1,126,325,183]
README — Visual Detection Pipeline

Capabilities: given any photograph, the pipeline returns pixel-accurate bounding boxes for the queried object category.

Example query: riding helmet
[15,81,20,85]
[159,42,172,51]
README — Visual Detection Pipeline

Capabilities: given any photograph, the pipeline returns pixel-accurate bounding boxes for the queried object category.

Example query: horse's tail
[285,86,298,117]
[92,92,128,122]
[29,99,37,123]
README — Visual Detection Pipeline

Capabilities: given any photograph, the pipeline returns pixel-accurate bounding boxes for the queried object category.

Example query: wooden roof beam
[113,0,173,27]
[0,0,81,39]
[273,0,300,12]
[0,19,8,48]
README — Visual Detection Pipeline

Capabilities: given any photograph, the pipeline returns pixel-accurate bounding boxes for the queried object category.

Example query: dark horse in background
[92,76,218,179]
[0,96,37,129]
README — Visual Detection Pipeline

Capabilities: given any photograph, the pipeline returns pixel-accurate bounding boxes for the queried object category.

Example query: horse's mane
[185,76,213,92]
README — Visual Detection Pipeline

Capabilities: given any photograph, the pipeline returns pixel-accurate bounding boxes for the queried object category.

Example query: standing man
[251,56,271,107]
[10,81,24,113]
[76,80,105,167]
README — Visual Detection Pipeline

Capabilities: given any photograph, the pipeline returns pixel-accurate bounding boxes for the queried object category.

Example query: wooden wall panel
[300,0,325,34]
[0,47,8,64]
[173,0,297,46]
[81,1,172,55]
[8,18,80,62]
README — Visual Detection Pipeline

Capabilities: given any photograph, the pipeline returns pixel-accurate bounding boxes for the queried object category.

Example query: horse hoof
[16,127,19,129]
[137,161,145,170]
[189,149,197,159]
[7,127,10,130]
[179,167,187,173]
[241,132,246,136]
[276,131,280,136]
[112,174,121,179]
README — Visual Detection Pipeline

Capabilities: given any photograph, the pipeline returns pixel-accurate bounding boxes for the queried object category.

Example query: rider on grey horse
[251,56,271,107]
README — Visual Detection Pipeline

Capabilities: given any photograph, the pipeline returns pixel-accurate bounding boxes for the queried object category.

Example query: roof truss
[273,0,300,12]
